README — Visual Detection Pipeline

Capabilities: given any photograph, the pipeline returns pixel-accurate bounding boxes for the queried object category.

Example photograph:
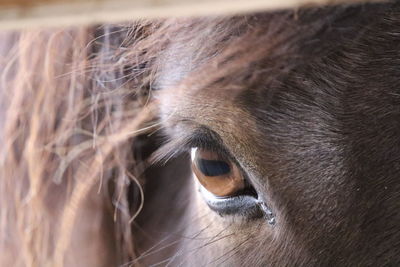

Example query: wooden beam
[0,0,386,30]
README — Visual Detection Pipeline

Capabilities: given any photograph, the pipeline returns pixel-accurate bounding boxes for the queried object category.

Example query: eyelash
[151,127,232,164]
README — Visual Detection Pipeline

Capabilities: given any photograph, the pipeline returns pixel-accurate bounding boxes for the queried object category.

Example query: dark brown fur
[135,2,400,266]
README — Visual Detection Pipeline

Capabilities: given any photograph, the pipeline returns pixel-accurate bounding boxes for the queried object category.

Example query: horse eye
[191,148,245,197]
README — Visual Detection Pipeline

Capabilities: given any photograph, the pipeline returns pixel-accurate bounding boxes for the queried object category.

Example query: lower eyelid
[198,184,263,218]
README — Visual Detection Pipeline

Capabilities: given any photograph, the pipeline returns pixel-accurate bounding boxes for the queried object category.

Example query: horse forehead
[158,84,252,128]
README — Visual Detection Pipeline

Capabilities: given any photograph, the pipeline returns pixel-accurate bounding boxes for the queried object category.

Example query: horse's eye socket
[191,148,245,197]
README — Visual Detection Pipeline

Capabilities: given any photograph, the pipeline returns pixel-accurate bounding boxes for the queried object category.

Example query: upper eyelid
[185,127,234,159]
[151,125,234,164]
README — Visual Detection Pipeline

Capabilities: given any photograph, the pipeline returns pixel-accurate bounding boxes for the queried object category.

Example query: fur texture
[0,1,399,266]
[146,2,400,266]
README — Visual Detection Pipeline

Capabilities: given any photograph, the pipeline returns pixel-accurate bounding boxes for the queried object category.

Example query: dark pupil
[196,159,231,176]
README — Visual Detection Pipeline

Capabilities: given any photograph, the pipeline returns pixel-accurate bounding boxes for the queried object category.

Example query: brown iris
[191,148,245,197]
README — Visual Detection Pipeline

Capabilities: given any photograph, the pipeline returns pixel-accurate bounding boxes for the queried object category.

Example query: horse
[0,1,399,266]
